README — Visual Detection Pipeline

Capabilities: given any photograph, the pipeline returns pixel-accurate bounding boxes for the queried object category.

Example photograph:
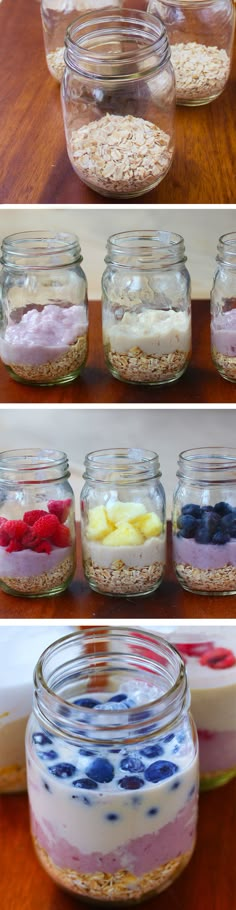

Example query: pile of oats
[105,346,189,385]
[84,557,164,595]
[175,562,236,593]
[212,349,236,382]
[1,553,75,596]
[70,113,172,196]
[7,334,87,386]
[170,43,230,102]
[46,47,65,82]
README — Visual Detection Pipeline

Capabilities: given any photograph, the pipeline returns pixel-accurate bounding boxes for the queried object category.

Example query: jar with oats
[80,448,166,595]
[211,233,236,382]
[61,10,175,198]
[40,0,123,83]
[148,0,235,105]
[102,231,191,385]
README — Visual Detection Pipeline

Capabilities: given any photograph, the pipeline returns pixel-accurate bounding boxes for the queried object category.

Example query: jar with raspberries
[0,449,76,596]
[172,447,236,594]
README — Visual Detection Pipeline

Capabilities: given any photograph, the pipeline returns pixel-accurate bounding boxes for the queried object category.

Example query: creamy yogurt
[83,536,166,569]
[211,311,236,356]
[0,304,88,366]
[104,309,191,356]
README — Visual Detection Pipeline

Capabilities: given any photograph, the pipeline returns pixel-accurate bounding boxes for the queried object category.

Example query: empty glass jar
[61,10,175,198]
[211,233,236,382]
[40,0,122,83]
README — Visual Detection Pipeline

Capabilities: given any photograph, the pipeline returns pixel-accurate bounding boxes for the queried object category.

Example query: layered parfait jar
[102,231,191,385]
[0,231,88,385]
[26,627,199,902]
[0,449,76,597]
[211,233,236,382]
[40,0,122,83]
[172,448,236,595]
[80,448,166,596]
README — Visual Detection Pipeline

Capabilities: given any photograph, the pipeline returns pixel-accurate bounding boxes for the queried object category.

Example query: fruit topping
[49,763,77,778]
[120,754,145,773]
[214,502,233,516]
[33,732,53,746]
[48,499,72,523]
[144,760,178,783]
[103,523,144,547]
[74,697,101,708]
[4,519,28,540]
[87,758,114,783]
[200,647,236,669]
[140,744,164,758]
[32,514,60,539]
[176,500,236,543]
[23,509,48,525]
[52,524,71,548]
[177,515,199,537]
[107,502,146,525]
[86,501,163,546]
[35,541,53,554]
[73,778,98,789]
[211,530,230,545]
[6,540,24,553]
[182,504,202,517]
[118,775,144,790]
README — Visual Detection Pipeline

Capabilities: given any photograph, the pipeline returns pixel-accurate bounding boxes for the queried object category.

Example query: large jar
[172,447,236,595]
[211,232,236,382]
[61,10,175,198]
[0,448,76,597]
[40,0,122,83]
[80,448,166,595]
[26,627,199,903]
[148,0,235,105]
[102,231,191,385]
[0,231,88,385]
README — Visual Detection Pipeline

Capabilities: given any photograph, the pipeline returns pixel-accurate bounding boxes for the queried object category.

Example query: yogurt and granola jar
[0,449,76,597]
[40,0,122,83]
[0,231,88,385]
[80,448,166,596]
[26,627,199,902]
[172,447,236,595]
[211,232,236,382]
[102,231,191,385]
[148,0,234,105]
[61,10,175,198]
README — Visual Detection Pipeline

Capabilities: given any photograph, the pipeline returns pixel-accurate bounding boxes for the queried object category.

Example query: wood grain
[0,0,235,203]
[0,300,235,404]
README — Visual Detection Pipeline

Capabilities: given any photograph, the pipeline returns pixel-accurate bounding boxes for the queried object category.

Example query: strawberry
[4,519,28,540]
[6,540,23,553]
[33,514,60,540]
[35,541,52,554]
[48,499,72,524]
[52,524,71,548]
[200,647,236,670]
[23,509,48,526]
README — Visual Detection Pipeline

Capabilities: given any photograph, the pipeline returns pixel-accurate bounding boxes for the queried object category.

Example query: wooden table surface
[1,522,235,620]
[0,299,235,405]
[1,780,235,910]
[0,0,235,204]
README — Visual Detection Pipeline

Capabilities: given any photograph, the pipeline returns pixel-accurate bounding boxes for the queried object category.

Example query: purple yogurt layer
[0,545,71,578]
[173,535,236,570]
[31,795,197,877]
[211,312,236,356]
[0,304,88,367]
[198,729,236,774]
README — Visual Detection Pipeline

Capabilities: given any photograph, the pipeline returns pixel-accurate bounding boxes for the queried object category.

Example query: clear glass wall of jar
[26,627,199,902]
[148,0,235,105]
[172,447,236,595]
[102,231,191,385]
[0,449,76,597]
[61,10,175,198]
[40,0,123,83]
[81,448,166,595]
[0,231,88,385]
[211,233,236,382]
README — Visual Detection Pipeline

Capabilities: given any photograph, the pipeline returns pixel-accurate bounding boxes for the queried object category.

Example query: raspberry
[0,517,7,528]
[33,514,60,540]
[21,530,39,550]
[200,647,236,670]
[0,529,10,547]
[35,541,52,554]
[48,499,72,524]
[6,540,23,553]
[52,524,71,548]
[176,642,214,659]
[23,509,48,526]
[4,519,28,540]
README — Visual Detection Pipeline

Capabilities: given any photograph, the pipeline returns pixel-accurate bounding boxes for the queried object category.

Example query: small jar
[26,627,199,902]
[80,448,166,596]
[102,231,191,385]
[172,447,236,595]
[0,449,76,597]
[40,0,121,83]
[61,10,175,198]
[148,0,234,105]
[211,233,236,382]
[0,231,88,385]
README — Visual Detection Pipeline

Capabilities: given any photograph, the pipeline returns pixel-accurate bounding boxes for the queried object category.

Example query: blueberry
[105,813,120,821]
[108,693,127,702]
[201,512,220,536]
[182,504,202,518]
[212,530,230,545]
[73,778,98,790]
[195,526,212,544]
[177,515,198,538]
[171,780,180,790]
[109,748,121,754]
[201,506,214,513]
[118,776,144,790]
[49,763,77,779]
[162,734,175,743]
[37,750,58,761]
[147,807,159,816]
[214,502,232,516]
[79,748,95,757]
[74,697,101,708]
[32,732,52,746]
[87,758,114,783]
[145,760,178,783]
[140,744,164,759]
[120,754,145,773]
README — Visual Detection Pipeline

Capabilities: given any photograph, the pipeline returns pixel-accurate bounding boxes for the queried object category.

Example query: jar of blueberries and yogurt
[102,231,191,385]
[172,447,236,595]
[0,231,88,385]
[148,0,234,105]
[61,10,175,198]
[211,233,236,382]
[80,448,166,596]
[0,449,76,597]
[40,0,122,83]
[26,627,199,902]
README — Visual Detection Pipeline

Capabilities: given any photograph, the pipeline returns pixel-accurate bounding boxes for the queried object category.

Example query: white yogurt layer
[104,309,191,356]
[0,304,88,366]
[0,544,71,578]
[83,535,166,568]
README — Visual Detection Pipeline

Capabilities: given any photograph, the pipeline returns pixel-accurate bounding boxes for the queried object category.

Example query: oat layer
[171,43,230,103]
[175,562,236,594]
[46,47,65,83]
[33,836,193,903]
[0,763,26,793]
[0,553,75,597]
[105,346,189,384]
[6,334,87,385]
[212,350,236,382]
[84,558,164,595]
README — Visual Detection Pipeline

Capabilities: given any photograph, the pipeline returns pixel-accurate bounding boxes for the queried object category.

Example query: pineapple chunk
[87,505,114,541]
[134,512,162,539]
[107,501,146,526]
[103,522,144,547]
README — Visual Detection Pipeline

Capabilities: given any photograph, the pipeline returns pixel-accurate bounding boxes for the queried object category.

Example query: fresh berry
[162,733,175,743]
[214,502,232,516]
[201,512,220,536]
[33,732,53,746]
[23,509,48,526]
[0,529,10,546]
[35,541,52,554]
[144,760,178,783]
[0,517,7,528]
[49,763,76,778]
[195,526,212,544]
[120,754,145,773]
[108,693,127,702]
[6,540,23,553]
[21,530,39,549]
[87,758,114,783]
[52,524,71,548]
[79,748,95,757]
[200,647,236,669]
[33,514,60,540]
[177,515,198,538]
[118,776,144,790]
[201,506,214,513]
[175,642,213,658]
[37,750,58,761]
[211,530,230,545]
[140,744,164,758]
[182,504,202,517]
[48,499,72,523]
[73,778,98,789]
[74,697,101,708]
[4,519,28,540]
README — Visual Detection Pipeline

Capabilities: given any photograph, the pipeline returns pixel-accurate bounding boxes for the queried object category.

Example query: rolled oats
[175,562,236,593]
[0,553,75,597]
[46,47,65,83]
[7,334,87,385]
[84,557,164,594]
[105,345,189,384]
[170,43,230,102]
[212,349,236,382]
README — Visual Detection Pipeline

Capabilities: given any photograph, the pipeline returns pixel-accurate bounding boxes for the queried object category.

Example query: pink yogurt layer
[31,795,197,877]
[198,729,236,774]
[173,535,236,570]
[0,304,88,366]
[0,545,71,578]
[211,311,236,357]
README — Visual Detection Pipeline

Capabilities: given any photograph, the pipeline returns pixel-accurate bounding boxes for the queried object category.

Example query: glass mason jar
[0,449,76,597]
[61,10,175,199]
[148,0,235,105]
[211,233,236,382]
[80,448,166,596]
[102,231,191,385]
[26,627,199,903]
[0,231,88,385]
[40,0,122,83]
[172,447,236,595]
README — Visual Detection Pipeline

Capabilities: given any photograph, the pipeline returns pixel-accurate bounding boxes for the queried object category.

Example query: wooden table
[1,522,235,619]
[0,299,235,404]
[0,0,235,204]
[1,780,235,910]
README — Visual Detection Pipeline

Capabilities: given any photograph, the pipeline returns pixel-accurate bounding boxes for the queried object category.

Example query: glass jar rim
[177,447,236,483]
[64,10,170,79]
[217,233,236,267]
[83,448,161,483]
[1,231,82,270]
[0,448,70,484]
[105,231,186,268]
